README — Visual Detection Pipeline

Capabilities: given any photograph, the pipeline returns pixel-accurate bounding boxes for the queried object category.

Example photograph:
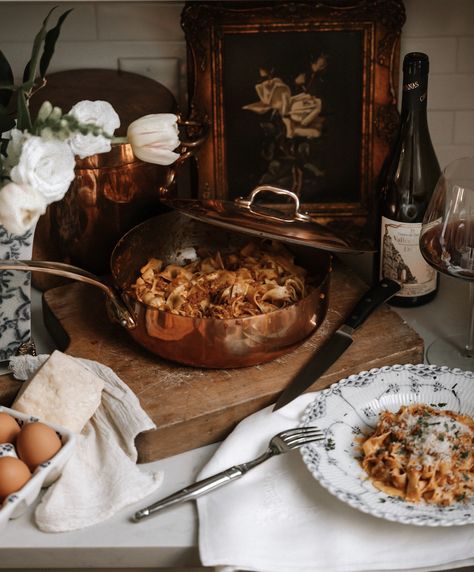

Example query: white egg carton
[0,405,76,529]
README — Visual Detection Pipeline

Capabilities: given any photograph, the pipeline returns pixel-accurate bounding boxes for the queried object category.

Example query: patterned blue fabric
[0,225,33,361]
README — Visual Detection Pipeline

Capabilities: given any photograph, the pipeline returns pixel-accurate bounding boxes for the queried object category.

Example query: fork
[132,426,324,522]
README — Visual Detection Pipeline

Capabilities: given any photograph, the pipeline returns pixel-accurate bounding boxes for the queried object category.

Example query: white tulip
[10,136,76,203]
[67,100,121,159]
[0,182,47,235]
[127,113,180,166]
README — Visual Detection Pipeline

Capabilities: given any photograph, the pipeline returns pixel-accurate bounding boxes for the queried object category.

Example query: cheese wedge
[12,350,104,433]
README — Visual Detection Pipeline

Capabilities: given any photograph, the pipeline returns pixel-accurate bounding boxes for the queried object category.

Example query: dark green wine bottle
[379,52,441,307]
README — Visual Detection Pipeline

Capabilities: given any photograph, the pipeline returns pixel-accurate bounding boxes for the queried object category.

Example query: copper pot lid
[164,185,372,253]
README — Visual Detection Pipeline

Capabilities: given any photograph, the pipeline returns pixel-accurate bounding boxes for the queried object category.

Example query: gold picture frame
[182,0,406,239]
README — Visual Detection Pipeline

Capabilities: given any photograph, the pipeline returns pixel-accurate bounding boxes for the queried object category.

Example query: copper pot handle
[0,260,136,329]
[160,115,209,198]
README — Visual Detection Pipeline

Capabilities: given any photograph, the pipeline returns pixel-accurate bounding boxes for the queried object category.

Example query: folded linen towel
[9,354,163,532]
[197,393,474,572]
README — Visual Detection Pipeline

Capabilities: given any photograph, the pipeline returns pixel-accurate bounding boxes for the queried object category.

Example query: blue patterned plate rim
[299,363,474,527]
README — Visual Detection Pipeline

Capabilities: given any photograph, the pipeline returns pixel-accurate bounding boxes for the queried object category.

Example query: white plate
[300,364,474,527]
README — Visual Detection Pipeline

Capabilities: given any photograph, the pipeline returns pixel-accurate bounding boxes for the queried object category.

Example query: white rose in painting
[242,77,291,115]
[67,100,120,159]
[10,136,76,203]
[281,93,323,139]
[0,182,47,235]
[127,113,180,165]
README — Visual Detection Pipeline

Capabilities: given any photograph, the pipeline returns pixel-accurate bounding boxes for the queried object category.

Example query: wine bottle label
[380,217,437,297]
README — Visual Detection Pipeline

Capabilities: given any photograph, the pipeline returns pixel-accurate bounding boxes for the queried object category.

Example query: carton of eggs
[0,406,75,529]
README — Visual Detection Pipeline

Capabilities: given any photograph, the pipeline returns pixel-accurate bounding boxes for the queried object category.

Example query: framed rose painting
[182,0,406,239]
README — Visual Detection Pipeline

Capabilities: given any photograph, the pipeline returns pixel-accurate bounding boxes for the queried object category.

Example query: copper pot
[32,142,170,279]
[0,211,331,368]
[29,68,179,286]
[32,115,208,287]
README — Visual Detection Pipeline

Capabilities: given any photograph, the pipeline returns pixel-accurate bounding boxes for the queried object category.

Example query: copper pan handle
[160,114,209,198]
[0,260,136,329]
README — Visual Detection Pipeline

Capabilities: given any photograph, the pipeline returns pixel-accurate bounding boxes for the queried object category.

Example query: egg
[0,412,21,444]
[0,456,31,502]
[16,422,62,471]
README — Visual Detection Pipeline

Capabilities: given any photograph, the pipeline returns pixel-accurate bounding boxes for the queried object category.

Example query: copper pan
[0,211,331,368]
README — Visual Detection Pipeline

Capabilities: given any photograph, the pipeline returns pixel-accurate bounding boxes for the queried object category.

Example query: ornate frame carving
[182,0,405,239]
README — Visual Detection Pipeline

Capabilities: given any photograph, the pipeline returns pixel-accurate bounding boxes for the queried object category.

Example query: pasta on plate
[131,241,313,319]
[361,404,474,506]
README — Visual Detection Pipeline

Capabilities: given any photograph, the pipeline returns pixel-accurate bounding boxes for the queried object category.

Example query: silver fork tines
[280,435,323,447]
[269,427,324,453]
[132,425,325,523]
[277,426,323,439]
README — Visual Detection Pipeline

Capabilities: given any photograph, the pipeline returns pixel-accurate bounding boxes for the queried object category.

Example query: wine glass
[419,156,474,369]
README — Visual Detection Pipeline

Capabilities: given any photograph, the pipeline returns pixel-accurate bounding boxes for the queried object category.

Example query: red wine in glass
[419,157,474,369]
[420,220,474,281]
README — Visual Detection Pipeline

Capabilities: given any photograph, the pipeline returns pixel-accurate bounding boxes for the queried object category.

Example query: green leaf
[0,138,9,159]
[22,61,31,85]
[0,103,16,136]
[16,89,32,132]
[304,162,324,177]
[22,6,57,87]
[0,50,14,108]
[39,9,73,78]
[0,115,15,135]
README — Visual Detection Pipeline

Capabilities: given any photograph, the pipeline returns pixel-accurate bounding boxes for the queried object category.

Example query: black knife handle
[345,278,401,330]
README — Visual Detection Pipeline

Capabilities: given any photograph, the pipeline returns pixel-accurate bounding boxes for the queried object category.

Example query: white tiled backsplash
[1,0,473,169]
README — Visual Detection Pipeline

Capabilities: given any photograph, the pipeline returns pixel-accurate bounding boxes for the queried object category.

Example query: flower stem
[16,89,33,131]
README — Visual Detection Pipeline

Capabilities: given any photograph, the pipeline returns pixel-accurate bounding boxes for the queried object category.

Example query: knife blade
[272,278,401,411]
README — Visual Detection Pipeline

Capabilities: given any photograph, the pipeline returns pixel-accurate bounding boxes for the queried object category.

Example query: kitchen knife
[272,278,401,411]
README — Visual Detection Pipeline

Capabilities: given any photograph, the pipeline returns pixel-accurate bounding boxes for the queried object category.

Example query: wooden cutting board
[0,262,424,462]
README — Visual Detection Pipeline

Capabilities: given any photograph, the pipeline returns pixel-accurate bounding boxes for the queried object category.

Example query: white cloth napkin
[197,394,474,572]
[9,354,163,532]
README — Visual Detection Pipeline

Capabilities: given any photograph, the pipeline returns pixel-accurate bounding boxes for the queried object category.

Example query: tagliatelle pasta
[131,241,313,319]
[361,404,474,506]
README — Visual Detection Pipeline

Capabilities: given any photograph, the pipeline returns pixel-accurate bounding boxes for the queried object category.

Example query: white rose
[68,131,112,159]
[10,136,76,203]
[0,182,47,235]
[67,100,120,159]
[127,113,180,165]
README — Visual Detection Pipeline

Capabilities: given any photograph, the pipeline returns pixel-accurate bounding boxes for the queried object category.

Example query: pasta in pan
[361,404,474,506]
[131,241,313,319]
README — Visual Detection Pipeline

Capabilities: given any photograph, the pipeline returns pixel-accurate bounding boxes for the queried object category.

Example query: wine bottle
[378,52,441,307]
